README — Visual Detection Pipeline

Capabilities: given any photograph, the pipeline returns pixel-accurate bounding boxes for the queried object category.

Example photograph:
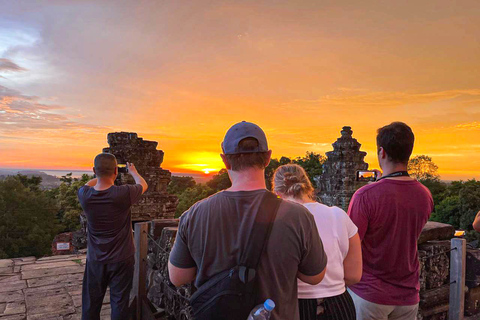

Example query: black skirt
[298,290,356,320]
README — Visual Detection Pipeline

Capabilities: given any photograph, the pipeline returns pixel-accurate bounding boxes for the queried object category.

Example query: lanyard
[377,171,410,181]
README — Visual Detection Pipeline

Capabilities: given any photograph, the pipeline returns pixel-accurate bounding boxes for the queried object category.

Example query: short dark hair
[376,122,414,164]
[225,138,269,171]
[94,153,117,177]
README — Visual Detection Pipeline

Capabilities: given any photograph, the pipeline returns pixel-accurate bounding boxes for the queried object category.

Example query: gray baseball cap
[222,121,269,155]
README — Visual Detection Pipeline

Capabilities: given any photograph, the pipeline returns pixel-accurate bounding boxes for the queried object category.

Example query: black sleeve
[128,184,144,206]
[77,186,88,206]
[169,212,196,269]
[298,211,328,276]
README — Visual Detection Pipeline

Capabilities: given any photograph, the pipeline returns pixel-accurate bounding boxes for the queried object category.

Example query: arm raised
[127,162,148,194]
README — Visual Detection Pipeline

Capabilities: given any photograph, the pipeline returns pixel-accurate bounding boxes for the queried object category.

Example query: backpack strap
[238,191,281,284]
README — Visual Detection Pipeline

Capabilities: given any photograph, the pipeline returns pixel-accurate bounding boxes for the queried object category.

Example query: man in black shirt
[78,153,148,320]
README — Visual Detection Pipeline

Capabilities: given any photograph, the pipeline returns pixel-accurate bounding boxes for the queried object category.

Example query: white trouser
[348,289,419,320]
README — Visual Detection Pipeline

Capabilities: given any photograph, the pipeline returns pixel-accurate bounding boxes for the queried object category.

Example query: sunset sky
[1,1,479,180]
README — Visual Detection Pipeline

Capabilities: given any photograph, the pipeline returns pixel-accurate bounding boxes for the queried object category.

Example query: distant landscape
[1,153,480,260]
[0,168,212,189]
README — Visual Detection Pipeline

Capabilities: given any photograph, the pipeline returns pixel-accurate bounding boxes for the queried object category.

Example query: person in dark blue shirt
[78,153,148,320]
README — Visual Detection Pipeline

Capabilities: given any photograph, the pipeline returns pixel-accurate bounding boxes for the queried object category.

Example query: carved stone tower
[102,132,178,221]
[317,126,368,210]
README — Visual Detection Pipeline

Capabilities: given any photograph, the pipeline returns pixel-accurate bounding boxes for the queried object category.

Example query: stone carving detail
[103,132,178,221]
[317,126,368,210]
[147,225,193,319]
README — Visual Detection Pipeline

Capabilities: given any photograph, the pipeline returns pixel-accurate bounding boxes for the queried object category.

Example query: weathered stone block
[418,222,455,245]
[419,241,450,291]
[146,227,193,319]
[465,285,480,316]
[466,248,480,289]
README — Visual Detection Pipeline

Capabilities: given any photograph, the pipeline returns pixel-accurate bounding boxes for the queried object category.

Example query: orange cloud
[1,1,480,180]
[454,122,480,130]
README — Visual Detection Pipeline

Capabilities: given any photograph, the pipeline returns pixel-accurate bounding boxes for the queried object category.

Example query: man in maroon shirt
[347,122,434,320]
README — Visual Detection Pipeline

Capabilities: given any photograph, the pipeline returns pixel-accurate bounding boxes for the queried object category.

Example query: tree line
[0,173,90,259]
[0,153,479,259]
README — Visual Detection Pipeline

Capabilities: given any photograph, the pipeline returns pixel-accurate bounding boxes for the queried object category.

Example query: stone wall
[147,221,480,319]
[103,132,178,221]
[317,126,368,211]
[146,220,194,320]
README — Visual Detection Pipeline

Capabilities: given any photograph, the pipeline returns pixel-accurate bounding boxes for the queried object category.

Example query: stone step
[26,273,83,289]
[0,280,26,293]
[0,290,24,303]
[21,261,79,272]
[22,266,84,280]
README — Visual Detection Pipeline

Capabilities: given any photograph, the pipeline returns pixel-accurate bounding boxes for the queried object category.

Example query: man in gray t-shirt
[168,122,327,320]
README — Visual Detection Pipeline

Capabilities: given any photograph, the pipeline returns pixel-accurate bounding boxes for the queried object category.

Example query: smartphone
[118,164,128,174]
[356,170,377,182]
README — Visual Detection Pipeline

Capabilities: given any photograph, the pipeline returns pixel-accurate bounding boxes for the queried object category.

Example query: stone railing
[143,221,480,320]
[144,219,194,319]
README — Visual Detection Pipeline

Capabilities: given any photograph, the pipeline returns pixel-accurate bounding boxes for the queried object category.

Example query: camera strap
[377,171,410,181]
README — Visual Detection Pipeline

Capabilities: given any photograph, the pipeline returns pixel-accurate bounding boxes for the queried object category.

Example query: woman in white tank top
[273,164,362,320]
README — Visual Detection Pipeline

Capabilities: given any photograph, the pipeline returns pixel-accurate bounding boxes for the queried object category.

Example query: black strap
[377,171,410,181]
[238,191,281,283]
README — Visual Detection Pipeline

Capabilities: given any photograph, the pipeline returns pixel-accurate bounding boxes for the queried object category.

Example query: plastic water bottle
[247,299,275,320]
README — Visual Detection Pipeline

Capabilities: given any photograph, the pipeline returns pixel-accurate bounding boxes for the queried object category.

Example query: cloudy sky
[1,0,479,179]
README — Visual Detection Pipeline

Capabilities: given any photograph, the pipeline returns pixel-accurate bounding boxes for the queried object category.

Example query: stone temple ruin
[103,132,178,221]
[317,126,368,211]
[67,132,178,251]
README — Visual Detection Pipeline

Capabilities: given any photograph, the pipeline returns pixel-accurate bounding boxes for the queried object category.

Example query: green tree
[168,172,230,218]
[431,195,462,227]
[167,176,196,195]
[175,184,215,218]
[206,169,231,191]
[407,156,448,214]
[408,155,440,181]
[0,175,61,258]
[419,178,448,207]
[293,152,326,188]
[265,157,292,190]
[16,175,43,192]
[48,173,91,232]
[430,180,480,246]
[60,172,74,184]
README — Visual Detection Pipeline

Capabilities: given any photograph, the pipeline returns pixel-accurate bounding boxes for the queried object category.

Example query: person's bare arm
[85,178,97,187]
[127,162,148,194]
[297,267,327,285]
[168,261,197,287]
[344,233,362,286]
[473,211,480,232]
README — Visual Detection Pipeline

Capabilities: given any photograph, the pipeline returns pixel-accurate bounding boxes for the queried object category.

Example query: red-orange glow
[0,1,479,180]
